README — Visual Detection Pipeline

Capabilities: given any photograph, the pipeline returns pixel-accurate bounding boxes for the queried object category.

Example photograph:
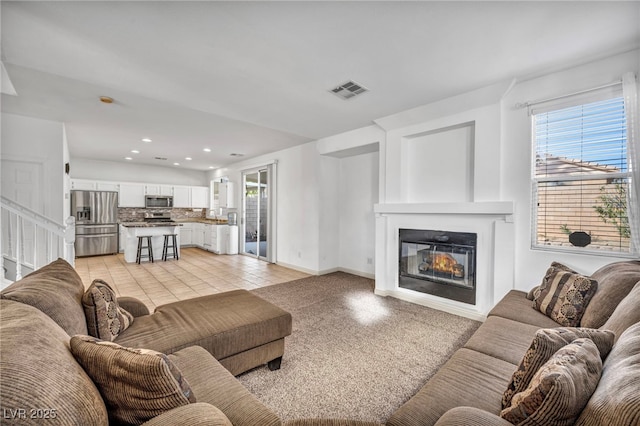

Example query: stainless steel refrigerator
[71,190,119,257]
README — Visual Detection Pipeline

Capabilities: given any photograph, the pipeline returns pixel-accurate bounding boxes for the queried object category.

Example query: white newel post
[64,216,76,267]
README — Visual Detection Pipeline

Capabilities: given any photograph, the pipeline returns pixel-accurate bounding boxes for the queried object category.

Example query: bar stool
[162,233,179,261]
[136,236,154,264]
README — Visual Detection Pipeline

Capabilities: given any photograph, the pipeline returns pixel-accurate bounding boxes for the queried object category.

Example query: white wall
[501,49,640,289]
[70,158,208,186]
[1,113,65,222]
[338,151,379,277]
[208,141,327,273]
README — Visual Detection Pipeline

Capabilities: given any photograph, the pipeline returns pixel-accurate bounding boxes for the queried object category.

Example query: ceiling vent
[330,80,368,100]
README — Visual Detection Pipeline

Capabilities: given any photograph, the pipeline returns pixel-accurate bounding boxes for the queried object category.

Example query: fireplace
[399,229,477,305]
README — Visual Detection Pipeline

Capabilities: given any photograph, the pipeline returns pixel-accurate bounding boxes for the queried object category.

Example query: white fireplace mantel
[374,200,516,321]
[374,201,514,217]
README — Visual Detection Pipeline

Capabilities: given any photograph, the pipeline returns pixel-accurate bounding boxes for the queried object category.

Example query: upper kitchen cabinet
[174,185,208,208]
[71,179,119,192]
[212,182,235,209]
[145,185,173,196]
[119,183,146,207]
[191,186,209,209]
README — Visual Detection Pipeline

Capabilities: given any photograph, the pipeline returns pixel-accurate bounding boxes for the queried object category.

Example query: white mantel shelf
[374,201,514,215]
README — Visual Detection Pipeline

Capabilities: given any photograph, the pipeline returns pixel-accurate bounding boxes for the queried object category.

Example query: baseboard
[375,288,487,322]
[276,262,374,279]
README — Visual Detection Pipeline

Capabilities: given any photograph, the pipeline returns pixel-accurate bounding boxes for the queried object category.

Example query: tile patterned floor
[74,248,310,312]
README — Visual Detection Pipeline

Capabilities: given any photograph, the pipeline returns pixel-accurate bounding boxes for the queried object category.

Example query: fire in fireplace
[399,229,477,304]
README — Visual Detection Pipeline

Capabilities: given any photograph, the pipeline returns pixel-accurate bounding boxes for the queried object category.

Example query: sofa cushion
[140,403,233,426]
[386,348,517,426]
[168,345,281,426]
[580,260,640,328]
[488,290,564,328]
[83,279,134,341]
[575,322,640,426]
[532,267,598,327]
[600,281,640,342]
[70,335,196,425]
[115,290,292,360]
[0,258,88,336]
[502,327,614,409]
[464,316,543,365]
[0,300,108,425]
[501,338,602,426]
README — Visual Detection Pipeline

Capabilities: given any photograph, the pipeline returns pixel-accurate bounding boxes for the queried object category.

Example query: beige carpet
[238,272,481,423]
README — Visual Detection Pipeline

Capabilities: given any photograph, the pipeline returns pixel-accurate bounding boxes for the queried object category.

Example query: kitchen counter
[120,221,184,228]
[120,223,181,263]
[175,218,229,224]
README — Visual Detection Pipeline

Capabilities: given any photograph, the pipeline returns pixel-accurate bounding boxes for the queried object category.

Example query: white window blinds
[532,95,632,253]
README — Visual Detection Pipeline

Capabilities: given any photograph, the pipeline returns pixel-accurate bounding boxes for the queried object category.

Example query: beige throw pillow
[502,327,614,409]
[526,262,577,301]
[83,279,134,341]
[70,335,196,425]
[532,265,597,326]
[501,338,603,426]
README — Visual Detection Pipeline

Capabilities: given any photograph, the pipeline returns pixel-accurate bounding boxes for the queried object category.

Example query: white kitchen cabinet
[191,186,209,208]
[218,182,234,208]
[180,223,193,246]
[202,224,228,254]
[193,223,205,247]
[145,185,173,196]
[119,225,126,253]
[71,179,97,190]
[96,181,120,192]
[173,186,191,208]
[119,183,146,207]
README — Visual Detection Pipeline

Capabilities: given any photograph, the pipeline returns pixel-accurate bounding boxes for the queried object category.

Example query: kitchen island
[120,222,182,263]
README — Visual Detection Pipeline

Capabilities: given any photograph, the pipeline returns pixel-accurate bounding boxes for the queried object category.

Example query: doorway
[242,165,275,262]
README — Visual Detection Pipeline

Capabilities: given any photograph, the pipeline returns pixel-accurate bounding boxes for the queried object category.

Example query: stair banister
[1,195,75,283]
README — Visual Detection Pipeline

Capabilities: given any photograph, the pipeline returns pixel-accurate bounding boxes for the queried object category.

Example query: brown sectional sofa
[388,260,640,426]
[1,258,639,426]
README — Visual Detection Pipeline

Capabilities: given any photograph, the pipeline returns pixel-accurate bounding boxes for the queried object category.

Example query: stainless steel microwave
[145,195,173,208]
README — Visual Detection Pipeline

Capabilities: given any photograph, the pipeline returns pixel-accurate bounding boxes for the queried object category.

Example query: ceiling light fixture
[185,157,192,161]
[124,157,132,161]
[131,150,140,154]
[173,162,180,166]
[208,166,215,169]
[142,138,152,143]
[203,148,211,152]
[99,96,114,104]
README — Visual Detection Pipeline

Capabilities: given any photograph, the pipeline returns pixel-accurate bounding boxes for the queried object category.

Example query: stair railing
[1,195,75,283]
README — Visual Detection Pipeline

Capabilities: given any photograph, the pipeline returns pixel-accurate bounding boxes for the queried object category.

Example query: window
[532,94,633,254]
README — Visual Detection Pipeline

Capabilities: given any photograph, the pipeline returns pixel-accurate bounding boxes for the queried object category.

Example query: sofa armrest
[140,403,232,426]
[117,296,150,317]
[434,407,512,426]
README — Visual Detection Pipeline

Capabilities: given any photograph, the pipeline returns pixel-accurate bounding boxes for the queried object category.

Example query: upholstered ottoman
[115,290,292,376]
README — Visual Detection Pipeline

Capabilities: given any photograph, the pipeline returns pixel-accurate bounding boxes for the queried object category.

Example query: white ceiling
[1,1,639,171]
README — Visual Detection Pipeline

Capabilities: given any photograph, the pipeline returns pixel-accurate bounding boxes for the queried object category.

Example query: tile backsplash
[119,208,205,222]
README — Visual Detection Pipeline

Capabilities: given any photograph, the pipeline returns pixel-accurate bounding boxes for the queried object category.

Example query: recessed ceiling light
[208,166,215,169]
[124,157,133,161]
[230,153,244,157]
[131,150,140,154]
[173,162,180,166]
[203,148,211,152]
[100,96,114,104]
[142,138,152,143]
[185,157,192,161]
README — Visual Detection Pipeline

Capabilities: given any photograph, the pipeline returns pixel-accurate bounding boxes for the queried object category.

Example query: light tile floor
[74,248,310,312]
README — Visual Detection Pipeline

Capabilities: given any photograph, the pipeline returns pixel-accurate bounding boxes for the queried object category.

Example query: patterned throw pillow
[502,327,614,409]
[526,262,577,301]
[532,265,598,326]
[82,279,134,341]
[70,335,196,425]
[501,338,603,426]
